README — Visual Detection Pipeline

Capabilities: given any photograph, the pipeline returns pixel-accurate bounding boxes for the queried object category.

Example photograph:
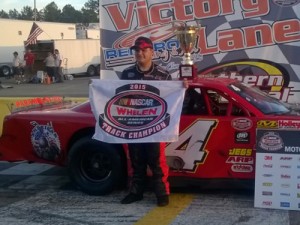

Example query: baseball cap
[130,36,153,50]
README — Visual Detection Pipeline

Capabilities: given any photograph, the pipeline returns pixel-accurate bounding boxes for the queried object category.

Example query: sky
[1,0,85,12]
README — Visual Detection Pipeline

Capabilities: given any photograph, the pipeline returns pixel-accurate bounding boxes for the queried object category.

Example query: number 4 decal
[166,119,217,171]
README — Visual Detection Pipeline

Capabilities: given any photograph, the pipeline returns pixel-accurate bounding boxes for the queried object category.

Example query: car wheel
[0,65,11,77]
[96,64,100,75]
[87,65,96,76]
[68,137,123,195]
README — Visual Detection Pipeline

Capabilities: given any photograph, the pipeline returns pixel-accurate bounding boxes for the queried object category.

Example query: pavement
[0,75,93,97]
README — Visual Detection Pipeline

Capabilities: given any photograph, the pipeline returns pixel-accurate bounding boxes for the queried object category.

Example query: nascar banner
[89,79,185,143]
[100,0,300,103]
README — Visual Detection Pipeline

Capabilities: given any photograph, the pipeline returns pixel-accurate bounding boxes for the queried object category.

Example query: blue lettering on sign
[104,40,180,61]
[104,49,132,59]
[280,202,290,208]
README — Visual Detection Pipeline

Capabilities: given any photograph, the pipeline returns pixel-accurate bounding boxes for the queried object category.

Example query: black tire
[0,65,12,77]
[68,137,123,195]
[96,64,100,75]
[87,65,96,76]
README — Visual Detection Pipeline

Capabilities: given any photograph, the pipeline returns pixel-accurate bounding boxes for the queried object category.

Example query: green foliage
[0,10,9,18]
[0,0,99,23]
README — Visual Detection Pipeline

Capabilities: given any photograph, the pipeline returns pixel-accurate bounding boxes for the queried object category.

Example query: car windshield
[228,82,290,115]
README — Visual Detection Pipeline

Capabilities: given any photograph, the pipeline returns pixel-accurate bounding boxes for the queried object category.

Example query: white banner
[89,79,185,143]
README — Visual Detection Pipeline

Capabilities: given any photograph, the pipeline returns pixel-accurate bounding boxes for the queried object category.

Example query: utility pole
[33,0,37,21]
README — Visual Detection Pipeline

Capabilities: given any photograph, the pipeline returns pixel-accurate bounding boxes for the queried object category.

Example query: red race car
[0,77,299,195]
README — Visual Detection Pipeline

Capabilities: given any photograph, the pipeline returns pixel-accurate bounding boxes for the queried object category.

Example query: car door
[166,86,256,180]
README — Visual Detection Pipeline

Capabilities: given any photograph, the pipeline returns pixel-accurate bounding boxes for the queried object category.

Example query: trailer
[0,19,101,78]
[32,39,100,76]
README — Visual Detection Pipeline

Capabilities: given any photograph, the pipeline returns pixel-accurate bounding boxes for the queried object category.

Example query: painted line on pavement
[134,194,194,225]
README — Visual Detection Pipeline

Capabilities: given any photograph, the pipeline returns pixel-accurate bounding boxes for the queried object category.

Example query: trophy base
[179,64,197,80]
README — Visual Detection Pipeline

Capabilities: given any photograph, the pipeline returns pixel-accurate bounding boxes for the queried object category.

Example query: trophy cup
[173,21,200,79]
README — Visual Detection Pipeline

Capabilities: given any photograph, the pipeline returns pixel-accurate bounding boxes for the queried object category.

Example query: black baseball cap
[130,36,153,50]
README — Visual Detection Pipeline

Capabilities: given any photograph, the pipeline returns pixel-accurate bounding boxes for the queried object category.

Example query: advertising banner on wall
[99,0,300,103]
[255,129,300,211]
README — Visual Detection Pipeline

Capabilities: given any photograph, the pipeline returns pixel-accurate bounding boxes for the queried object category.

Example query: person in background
[43,52,55,81]
[24,48,35,81]
[54,49,63,83]
[12,51,22,84]
[120,36,172,207]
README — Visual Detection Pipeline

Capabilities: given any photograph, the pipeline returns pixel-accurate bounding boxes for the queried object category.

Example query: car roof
[188,76,237,88]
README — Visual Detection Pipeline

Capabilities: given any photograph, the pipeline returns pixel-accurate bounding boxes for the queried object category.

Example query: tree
[61,5,82,23]
[0,1,100,23]
[81,0,98,23]
[0,10,9,18]
[19,6,34,20]
[43,2,61,22]
[8,9,20,19]
[84,0,99,14]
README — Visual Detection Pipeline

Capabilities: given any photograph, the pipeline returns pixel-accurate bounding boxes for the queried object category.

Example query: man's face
[134,48,153,65]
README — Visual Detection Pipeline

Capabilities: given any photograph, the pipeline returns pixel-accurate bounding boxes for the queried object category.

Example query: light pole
[33,0,37,21]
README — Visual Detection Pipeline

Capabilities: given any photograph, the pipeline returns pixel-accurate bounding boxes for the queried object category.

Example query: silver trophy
[173,21,200,79]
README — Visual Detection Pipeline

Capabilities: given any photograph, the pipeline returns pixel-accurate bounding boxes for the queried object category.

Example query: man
[54,49,63,83]
[24,48,35,80]
[120,36,171,207]
[12,51,22,84]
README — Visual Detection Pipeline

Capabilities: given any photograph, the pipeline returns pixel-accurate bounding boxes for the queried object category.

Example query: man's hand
[183,78,189,88]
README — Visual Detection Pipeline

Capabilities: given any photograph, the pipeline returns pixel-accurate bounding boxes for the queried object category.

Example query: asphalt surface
[0,75,92,97]
[0,162,299,225]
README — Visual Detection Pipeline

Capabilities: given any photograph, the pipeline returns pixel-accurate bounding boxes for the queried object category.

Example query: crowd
[11,48,64,84]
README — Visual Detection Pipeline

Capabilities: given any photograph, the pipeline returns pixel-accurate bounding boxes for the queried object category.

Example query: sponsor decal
[257,120,278,129]
[262,201,272,206]
[99,84,170,139]
[231,164,253,173]
[235,132,250,143]
[278,120,300,129]
[262,191,273,196]
[30,121,61,161]
[285,146,300,153]
[13,97,64,113]
[229,148,252,156]
[263,164,273,168]
[280,165,292,169]
[281,174,291,179]
[226,156,254,164]
[263,174,273,178]
[263,182,273,187]
[258,132,284,151]
[280,193,291,197]
[231,118,252,131]
[264,155,272,160]
[280,202,290,208]
[281,184,290,188]
[280,156,293,161]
